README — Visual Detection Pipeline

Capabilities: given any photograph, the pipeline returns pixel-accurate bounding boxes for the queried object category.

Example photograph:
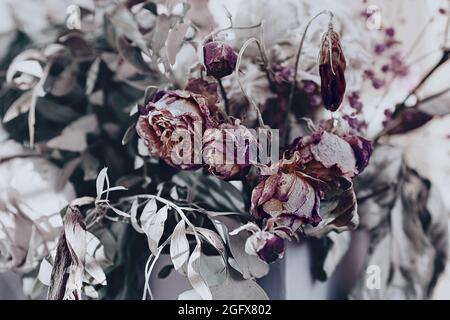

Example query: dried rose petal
[244,230,285,263]
[288,131,358,179]
[203,41,238,79]
[257,233,285,263]
[185,78,219,108]
[309,131,357,178]
[319,28,346,111]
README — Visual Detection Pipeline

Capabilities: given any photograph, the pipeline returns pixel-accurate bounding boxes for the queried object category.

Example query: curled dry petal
[343,135,373,174]
[303,177,358,237]
[319,27,346,112]
[185,78,219,108]
[245,231,285,263]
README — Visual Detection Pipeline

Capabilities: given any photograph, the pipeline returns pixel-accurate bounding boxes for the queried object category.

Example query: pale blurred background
[1,0,449,299]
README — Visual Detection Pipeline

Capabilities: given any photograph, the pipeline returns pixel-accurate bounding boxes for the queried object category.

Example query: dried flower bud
[319,26,346,111]
[203,41,238,79]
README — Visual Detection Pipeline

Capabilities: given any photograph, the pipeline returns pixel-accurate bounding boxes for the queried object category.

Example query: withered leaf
[350,145,448,299]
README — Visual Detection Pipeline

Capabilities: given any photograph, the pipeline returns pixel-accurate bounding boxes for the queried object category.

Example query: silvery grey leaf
[198,254,227,288]
[142,204,169,255]
[151,14,171,57]
[195,227,227,258]
[85,58,101,95]
[309,231,351,281]
[129,199,143,234]
[187,244,212,300]
[116,36,152,73]
[213,216,269,279]
[170,220,190,275]
[166,22,189,66]
[3,92,33,123]
[179,269,268,300]
[107,4,149,56]
[144,86,158,105]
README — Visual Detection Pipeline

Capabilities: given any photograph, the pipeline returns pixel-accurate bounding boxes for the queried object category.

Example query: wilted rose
[250,172,321,231]
[319,27,346,111]
[203,41,238,79]
[136,90,218,170]
[0,140,75,273]
[251,128,371,234]
[203,122,256,180]
[288,130,367,179]
[245,231,285,263]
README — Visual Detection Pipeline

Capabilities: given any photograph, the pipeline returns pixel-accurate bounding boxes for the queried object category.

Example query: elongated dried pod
[319,23,346,111]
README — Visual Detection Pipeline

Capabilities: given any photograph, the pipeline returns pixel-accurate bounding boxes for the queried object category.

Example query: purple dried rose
[203,122,256,180]
[289,129,373,178]
[250,128,370,239]
[203,41,238,79]
[246,231,285,263]
[136,90,217,170]
[250,172,321,231]
[288,131,358,179]
[319,27,346,112]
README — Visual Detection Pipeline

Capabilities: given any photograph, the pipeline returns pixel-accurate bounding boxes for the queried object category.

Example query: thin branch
[398,49,450,114]
[217,78,230,115]
[419,86,450,104]
[203,21,262,44]
[283,10,334,145]
[235,37,267,127]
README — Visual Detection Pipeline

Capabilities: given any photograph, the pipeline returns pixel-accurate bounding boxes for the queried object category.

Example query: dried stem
[203,21,262,44]
[235,37,268,127]
[374,49,450,143]
[399,49,450,112]
[283,10,334,145]
[0,153,40,164]
[217,78,230,114]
